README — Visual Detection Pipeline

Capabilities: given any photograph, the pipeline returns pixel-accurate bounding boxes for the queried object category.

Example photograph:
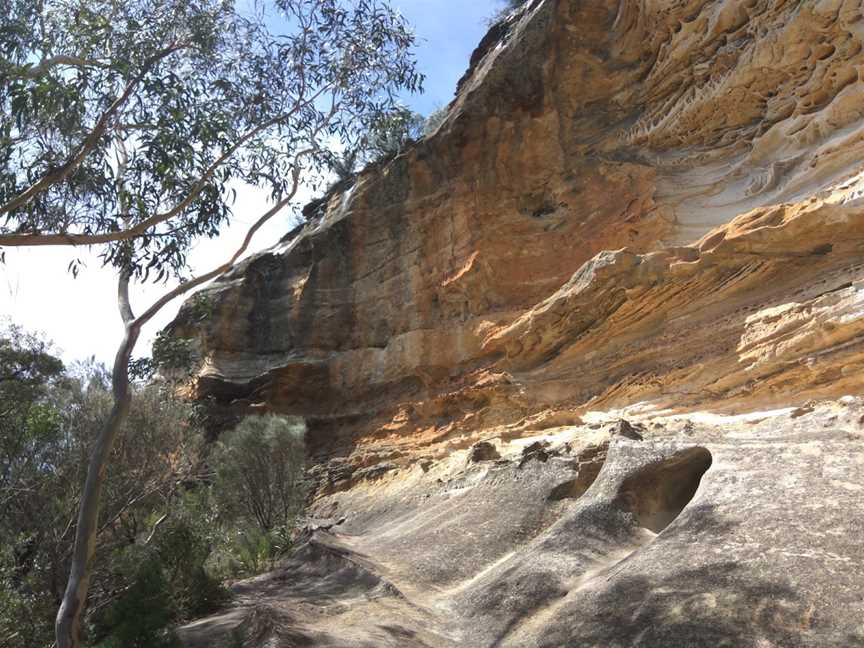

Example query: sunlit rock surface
[174,1,864,646]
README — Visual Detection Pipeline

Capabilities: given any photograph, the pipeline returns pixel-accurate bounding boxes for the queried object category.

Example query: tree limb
[55,324,138,648]
[144,513,169,545]
[0,83,331,248]
[0,42,186,218]
[7,55,112,79]
[54,142,313,648]
[55,95,331,648]
[95,482,163,540]
[132,138,323,328]
[115,138,135,325]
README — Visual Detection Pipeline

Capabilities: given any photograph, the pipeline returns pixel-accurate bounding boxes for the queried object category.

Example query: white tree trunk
[55,324,139,648]
[53,148,305,648]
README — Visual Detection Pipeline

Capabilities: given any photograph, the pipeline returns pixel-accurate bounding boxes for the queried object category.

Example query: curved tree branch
[135,164,305,328]
[0,42,186,218]
[0,85,331,248]
[54,144,313,648]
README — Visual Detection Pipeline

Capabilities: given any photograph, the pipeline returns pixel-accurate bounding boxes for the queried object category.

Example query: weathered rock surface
[179,404,864,647]
[174,1,864,646]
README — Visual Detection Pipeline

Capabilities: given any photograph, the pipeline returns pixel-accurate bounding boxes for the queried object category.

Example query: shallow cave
[617,447,713,534]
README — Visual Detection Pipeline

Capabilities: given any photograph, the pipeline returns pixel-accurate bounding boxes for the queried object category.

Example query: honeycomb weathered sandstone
[174,1,864,646]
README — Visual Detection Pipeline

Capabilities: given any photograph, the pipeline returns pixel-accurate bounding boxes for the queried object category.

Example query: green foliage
[324,146,364,182]
[91,553,181,648]
[0,323,65,487]
[1,0,423,281]
[485,0,526,26]
[0,324,209,647]
[323,105,426,181]
[211,414,307,533]
[0,324,64,388]
[153,518,228,618]
[0,325,68,647]
[90,507,229,647]
[423,104,449,136]
[130,331,198,381]
[130,292,212,379]
[1,558,57,648]
[214,526,277,577]
[0,326,312,645]
[362,106,426,161]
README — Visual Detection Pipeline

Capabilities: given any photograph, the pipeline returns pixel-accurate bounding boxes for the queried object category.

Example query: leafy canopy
[0,0,423,280]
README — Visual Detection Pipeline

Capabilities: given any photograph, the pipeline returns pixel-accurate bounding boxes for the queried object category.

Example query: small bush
[211,415,307,534]
[91,552,181,648]
[90,507,229,647]
[154,516,230,619]
[362,106,425,160]
[206,415,307,578]
[485,0,525,26]
[423,105,449,136]
[213,526,277,577]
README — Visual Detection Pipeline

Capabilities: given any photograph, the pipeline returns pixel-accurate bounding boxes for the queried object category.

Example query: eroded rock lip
[174,0,864,646]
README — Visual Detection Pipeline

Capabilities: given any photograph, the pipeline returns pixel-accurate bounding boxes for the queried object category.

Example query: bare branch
[95,482,163,540]
[144,513,169,545]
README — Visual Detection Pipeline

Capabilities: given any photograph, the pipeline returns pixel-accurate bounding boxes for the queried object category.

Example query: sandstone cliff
[174,1,864,646]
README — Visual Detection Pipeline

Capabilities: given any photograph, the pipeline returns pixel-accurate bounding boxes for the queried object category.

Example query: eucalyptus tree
[0,345,210,648]
[0,1,422,645]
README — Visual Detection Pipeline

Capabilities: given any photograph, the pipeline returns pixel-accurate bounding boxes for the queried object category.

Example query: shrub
[363,107,425,160]
[89,500,230,647]
[0,325,307,644]
[211,415,307,534]
[90,549,179,648]
[423,105,449,136]
[153,516,230,619]
[205,415,307,578]
[485,0,526,26]
[0,325,212,647]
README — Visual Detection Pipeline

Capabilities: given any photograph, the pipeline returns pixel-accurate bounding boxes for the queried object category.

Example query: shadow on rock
[539,560,832,648]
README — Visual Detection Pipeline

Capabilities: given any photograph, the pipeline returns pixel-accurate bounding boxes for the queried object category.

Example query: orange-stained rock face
[172,0,864,475]
[174,2,864,646]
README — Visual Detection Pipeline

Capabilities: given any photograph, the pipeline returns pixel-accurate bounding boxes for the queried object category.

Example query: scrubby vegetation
[0,324,307,647]
[422,104,449,136]
[324,105,426,182]
[0,1,421,642]
[485,0,526,26]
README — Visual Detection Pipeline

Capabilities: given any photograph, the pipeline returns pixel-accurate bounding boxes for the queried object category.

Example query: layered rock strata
[173,1,864,646]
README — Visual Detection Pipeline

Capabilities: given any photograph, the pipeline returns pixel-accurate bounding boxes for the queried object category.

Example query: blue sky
[392,0,501,115]
[1,0,505,363]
